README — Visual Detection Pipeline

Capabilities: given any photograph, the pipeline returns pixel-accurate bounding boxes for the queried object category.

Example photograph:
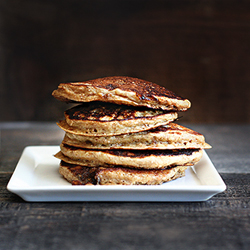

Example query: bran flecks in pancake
[59,161,188,185]
[52,76,191,111]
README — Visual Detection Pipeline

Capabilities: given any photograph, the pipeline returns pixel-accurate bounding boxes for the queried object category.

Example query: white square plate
[7,146,226,202]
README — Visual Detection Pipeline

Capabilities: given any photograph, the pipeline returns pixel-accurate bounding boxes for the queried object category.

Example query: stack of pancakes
[52,76,211,185]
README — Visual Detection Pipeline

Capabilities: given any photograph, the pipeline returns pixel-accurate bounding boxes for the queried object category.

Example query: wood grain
[0,0,250,122]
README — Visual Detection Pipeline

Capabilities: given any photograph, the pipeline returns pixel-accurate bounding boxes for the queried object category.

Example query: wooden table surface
[0,122,249,250]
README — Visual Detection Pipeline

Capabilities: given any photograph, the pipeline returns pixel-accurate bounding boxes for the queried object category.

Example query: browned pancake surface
[68,76,184,101]
[52,76,191,111]
[60,102,178,136]
[65,102,170,122]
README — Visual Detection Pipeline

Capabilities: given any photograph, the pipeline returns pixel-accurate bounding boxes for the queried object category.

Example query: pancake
[59,161,188,185]
[52,76,191,111]
[58,144,203,169]
[62,123,211,150]
[58,102,178,136]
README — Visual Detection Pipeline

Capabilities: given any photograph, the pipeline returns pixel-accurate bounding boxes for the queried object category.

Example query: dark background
[1,0,250,123]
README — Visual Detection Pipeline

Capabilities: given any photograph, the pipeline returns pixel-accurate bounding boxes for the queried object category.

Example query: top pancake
[52,76,191,111]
